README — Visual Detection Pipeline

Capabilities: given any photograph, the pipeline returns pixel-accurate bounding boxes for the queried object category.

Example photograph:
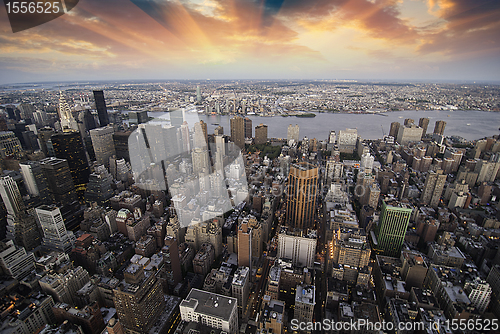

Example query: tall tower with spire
[0,176,41,250]
[58,92,79,132]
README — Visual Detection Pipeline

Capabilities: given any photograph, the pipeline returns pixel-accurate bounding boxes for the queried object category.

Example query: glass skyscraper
[51,131,90,199]
[375,200,412,257]
[93,90,109,127]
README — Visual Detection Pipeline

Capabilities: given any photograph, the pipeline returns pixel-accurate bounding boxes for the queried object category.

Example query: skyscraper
[389,122,400,139]
[254,123,268,145]
[191,147,210,175]
[420,169,447,208]
[113,264,165,333]
[397,123,423,145]
[113,130,132,162]
[84,166,114,206]
[193,121,208,149]
[128,111,148,125]
[404,118,414,126]
[196,85,201,103]
[199,120,208,144]
[230,115,245,148]
[37,127,54,156]
[238,221,252,273]
[162,236,182,289]
[39,157,78,207]
[286,162,318,230]
[419,118,430,136]
[82,109,97,131]
[232,266,250,317]
[277,229,317,267]
[0,175,41,250]
[58,92,79,132]
[0,239,35,280]
[375,200,412,257]
[93,90,109,127]
[214,125,224,136]
[51,131,90,197]
[0,131,23,159]
[433,120,446,135]
[244,117,252,138]
[19,161,52,205]
[90,125,116,167]
[170,108,185,128]
[36,205,75,253]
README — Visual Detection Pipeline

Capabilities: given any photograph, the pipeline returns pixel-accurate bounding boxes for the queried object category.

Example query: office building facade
[230,116,245,148]
[36,205,75,253]
[90,125,116,167]
[19,161,52,204]
[244,117,252,138]
[254,123,268,145]
[286,162,318,230]
[51,131,90,196]
[40,157,78,206]
[180,289,238,333]
[433,120,446,135]
[93,90,109,127]
[0,175,41,250]
[113,264,165,333]
[375,201,412,257]
[420,170,447,208]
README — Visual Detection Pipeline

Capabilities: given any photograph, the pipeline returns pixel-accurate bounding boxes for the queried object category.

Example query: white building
[0,240,35,280]
[328,130,336,145]
[277,229,317,268]
[397,123,423,145]
[464,278,492,314]
[338,128,357,153]
[180,288,238,333]
[360,152,375,173]
[90,125,115,167]
[36,205,75,253]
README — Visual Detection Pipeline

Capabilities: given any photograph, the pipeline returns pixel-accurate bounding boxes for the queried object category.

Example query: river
[143,110,499,142]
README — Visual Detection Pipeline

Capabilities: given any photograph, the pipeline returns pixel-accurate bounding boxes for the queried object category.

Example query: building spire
[58,91,79,132]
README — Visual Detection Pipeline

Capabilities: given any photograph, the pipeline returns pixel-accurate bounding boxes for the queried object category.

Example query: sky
[0,0,499,84]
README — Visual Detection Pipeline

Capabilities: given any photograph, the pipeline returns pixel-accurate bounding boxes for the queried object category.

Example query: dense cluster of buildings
[0,86,499,334]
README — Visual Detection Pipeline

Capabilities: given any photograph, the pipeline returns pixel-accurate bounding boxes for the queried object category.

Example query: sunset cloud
[0,0,498,83]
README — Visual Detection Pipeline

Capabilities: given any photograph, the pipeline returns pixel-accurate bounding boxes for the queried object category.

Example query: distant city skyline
[0,0,499,84]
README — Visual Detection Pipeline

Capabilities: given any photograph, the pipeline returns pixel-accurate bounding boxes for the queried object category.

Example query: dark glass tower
[39,157,78,206]
[83,109,97,131]
[93,90,109,127]
[39,157,83,231]
[51,131,90,199]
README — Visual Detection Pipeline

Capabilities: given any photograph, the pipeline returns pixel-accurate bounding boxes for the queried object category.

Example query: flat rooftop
[296,285,316,306]
[291,162,317,171]
[180,288,237,321]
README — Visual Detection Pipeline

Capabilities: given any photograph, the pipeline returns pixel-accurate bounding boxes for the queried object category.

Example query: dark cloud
[418,0,500,56]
